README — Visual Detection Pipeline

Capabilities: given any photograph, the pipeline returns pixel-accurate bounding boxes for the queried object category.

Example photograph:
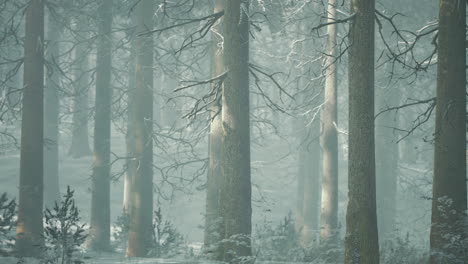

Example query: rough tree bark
[320,0,339,244]
[430,0,467,263]
[219,0,252,261]
[44,11,61,208]
[126,0,154,257]
[88,0,113,251]
[204,0,224,256]
[16,0,45,257]
[344,0,380,263]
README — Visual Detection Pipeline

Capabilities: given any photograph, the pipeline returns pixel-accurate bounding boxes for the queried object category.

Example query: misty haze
[0,0,466,264]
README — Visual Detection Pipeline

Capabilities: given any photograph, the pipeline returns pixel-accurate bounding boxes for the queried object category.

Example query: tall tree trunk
[88,0,113,251]
[294,23,306,234]
[16,0,45,257]
[430,0,467,263]
[123,14,137,214]
[294,117,305,233]
[44,11,62,209]
[126,0,154,257]
[219,0,252,261]
[204,0,224,256]
[69,7,91,158]
[344,0,379,263]
[320,0,339,244]
[375,85,399,241]
[301,119,321,247]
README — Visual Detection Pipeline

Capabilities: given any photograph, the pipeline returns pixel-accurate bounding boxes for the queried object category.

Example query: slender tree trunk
[88,0,113,251]
[294,117,305,233]
[344,0,379,263]
[320,0,339,244]
[430,1,467,263]
[44,11,62,209]
[219,0,252,261]
[204,0,224,256]
[69,9,91,158]
[126,0,154,257]
[294,22,306,233]
[375,84,399,241]
[301,119,321,247]
[123,15,137,214]
[16,0,45,257]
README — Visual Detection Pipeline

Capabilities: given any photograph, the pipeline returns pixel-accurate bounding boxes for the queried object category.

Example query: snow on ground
[0,255,210,264]
[0,121,435,263]
[0,254,298,264]
[0,125,301,263]
[0,257,41,264]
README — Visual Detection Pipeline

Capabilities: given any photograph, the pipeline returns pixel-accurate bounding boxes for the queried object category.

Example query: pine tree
[126,0,155,257]
[429,0,467,262]
[219,0,252,261]
[16,0,45,257]
[344,0,380,262]
[88,0,113,251]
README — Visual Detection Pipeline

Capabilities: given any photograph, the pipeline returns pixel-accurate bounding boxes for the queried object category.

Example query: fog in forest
[0,0,466,263]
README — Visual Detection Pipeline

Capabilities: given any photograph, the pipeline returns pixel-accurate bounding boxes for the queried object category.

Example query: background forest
[0,0,466,264]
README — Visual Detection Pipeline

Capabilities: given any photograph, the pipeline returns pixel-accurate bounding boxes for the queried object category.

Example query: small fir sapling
[380,233,424,264]
[44,186,87,264]
[112,211,130,251]
[0,193,16,255]
[253,211,304,262]
[149,207,187,257]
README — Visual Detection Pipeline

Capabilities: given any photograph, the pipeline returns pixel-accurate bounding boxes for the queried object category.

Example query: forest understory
[0,0,467,264]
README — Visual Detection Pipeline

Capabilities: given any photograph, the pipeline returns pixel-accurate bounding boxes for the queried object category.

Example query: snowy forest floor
[0,126,303,263]
[0,252,301,264]
[0,127,298,239]
[0,124,434,263]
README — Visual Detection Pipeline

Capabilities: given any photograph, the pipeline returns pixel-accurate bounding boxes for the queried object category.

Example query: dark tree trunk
[16,0,45,257]
[344,0,380,263]
[430,0,467,263]
[44,11,62,209]
[88,0,113,251]
[219,0,252,261]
